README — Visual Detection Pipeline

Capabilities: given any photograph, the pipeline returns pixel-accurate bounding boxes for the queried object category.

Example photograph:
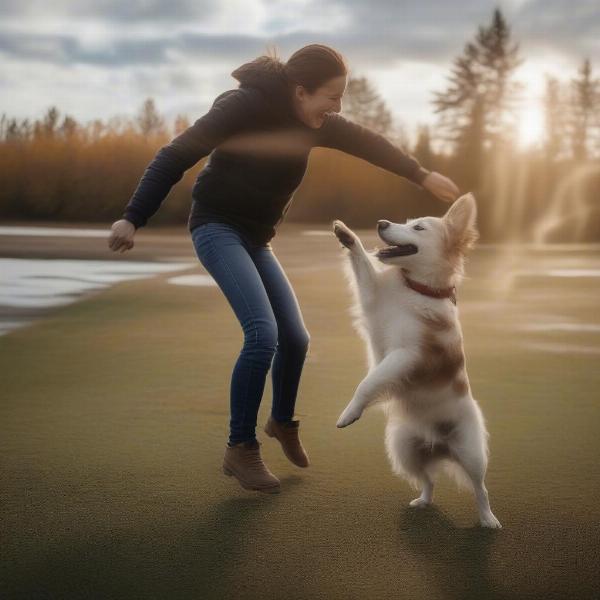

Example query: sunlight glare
[516,96,545,148]
[513,55,573,149]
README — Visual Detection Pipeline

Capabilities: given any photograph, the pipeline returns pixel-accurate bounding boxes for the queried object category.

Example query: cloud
[513,0,600,61]
[0,31,170,66]
[325,0,598,67]
[0,0,598,135]
[0,0,219,23]
[0,1,597,70]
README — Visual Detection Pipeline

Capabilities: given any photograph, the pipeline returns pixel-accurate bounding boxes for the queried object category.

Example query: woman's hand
[108,219,136,253]
[422,171,460,203]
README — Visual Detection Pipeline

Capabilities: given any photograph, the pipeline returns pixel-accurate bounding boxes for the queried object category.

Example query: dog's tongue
[376,244,418,258]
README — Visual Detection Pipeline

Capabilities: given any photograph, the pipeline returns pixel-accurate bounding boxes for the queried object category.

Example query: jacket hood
[231,57,294,117]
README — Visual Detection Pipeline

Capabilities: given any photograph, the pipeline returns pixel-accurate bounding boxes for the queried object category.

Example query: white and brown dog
[332,193,501,528]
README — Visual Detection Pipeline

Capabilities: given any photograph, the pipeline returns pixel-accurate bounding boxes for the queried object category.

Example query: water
[517,323,600,332]
[0,258,196,335]
[301,229,331,236]
[516,268,600,278]
[3,224,600,348]
[0,226,110,238]
[167,274,217,287]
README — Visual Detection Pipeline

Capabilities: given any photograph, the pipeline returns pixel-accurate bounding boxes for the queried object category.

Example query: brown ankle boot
[222,439,280,493]
[264,416,310,468]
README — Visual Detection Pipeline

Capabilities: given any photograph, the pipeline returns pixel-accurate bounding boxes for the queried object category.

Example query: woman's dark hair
[231,44,348,101]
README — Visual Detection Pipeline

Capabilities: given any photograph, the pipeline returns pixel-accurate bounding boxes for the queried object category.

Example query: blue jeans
[191,222,311,446]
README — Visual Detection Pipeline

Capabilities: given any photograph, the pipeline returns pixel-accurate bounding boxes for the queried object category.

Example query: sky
[1,0,598,146]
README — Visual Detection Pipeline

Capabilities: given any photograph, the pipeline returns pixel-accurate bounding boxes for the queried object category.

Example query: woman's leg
[191,223,279,445]
[248,243,310,423]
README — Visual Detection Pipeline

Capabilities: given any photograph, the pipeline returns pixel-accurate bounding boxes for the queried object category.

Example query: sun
[512,56,571,150]
[515,97,545,148]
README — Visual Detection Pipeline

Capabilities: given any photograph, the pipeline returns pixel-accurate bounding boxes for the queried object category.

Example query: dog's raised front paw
[336,405,362,428]
[479,512,502,529]
[332,220,357,249]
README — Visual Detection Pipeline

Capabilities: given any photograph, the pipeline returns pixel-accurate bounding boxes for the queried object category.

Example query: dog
[332,193,501,528]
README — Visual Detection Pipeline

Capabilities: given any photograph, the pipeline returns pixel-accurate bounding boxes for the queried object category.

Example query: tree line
[1,8,598,242]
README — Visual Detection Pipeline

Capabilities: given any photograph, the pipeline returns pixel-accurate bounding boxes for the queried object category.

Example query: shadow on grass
[397,505,505,600]
[6,475,305,599]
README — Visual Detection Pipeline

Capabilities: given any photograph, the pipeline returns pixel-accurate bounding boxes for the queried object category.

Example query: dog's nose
[377,220,391,230]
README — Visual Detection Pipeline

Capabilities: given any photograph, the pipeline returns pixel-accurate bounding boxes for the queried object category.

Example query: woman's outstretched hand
[421,171,460,203]
[108,219,136,253]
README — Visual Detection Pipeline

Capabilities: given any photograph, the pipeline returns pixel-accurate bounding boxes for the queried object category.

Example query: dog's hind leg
[449,434,502,529]
[409,474,434,508]
[385,420,435,505]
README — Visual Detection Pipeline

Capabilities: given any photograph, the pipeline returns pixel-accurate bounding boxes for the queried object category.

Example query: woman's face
[292,74,347,128]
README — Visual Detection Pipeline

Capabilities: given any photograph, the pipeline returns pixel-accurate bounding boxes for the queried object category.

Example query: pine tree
[432,8,522,160]
[341,76,393,136]
[137,98,165,138]
[174,114,190,136]
[478,9,523,143]
[543,76,566,162]
[413,124,433,165]
[33,107,61,139]
[59,115,79,139]
[569,58,599,160]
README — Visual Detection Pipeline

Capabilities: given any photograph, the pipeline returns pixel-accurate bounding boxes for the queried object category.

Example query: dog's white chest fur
[343,256,467,417]
[355,264,455,360]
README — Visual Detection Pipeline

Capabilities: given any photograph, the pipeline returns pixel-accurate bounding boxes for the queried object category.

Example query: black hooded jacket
[122,74,430,245]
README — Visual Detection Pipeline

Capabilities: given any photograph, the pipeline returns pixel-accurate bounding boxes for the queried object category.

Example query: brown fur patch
[404,331,465,388]
[452,374,469,395]
[413,437,451,461]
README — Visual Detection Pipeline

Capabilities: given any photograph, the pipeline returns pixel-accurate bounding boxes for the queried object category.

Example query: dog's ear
[443,193,479,253]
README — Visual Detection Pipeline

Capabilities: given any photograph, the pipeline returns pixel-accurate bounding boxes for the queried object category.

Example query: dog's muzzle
[376,221,418,258]
[375,244,418,258]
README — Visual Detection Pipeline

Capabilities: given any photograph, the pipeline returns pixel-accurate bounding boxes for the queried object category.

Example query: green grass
[2,233,599,599]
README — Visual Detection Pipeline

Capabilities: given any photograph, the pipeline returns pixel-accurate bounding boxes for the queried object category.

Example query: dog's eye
[413,224,425,231]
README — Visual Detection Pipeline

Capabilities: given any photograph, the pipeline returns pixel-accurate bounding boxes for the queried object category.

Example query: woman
[108,44,459,494]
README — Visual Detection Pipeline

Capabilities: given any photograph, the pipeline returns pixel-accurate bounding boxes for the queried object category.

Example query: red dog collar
[402,271,457,305]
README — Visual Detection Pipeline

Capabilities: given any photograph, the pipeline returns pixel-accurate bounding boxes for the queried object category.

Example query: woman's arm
[316,113,458,202]
[121,88,262,229]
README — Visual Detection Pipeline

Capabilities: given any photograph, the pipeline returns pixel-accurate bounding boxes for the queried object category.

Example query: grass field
[2,225,599,599]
